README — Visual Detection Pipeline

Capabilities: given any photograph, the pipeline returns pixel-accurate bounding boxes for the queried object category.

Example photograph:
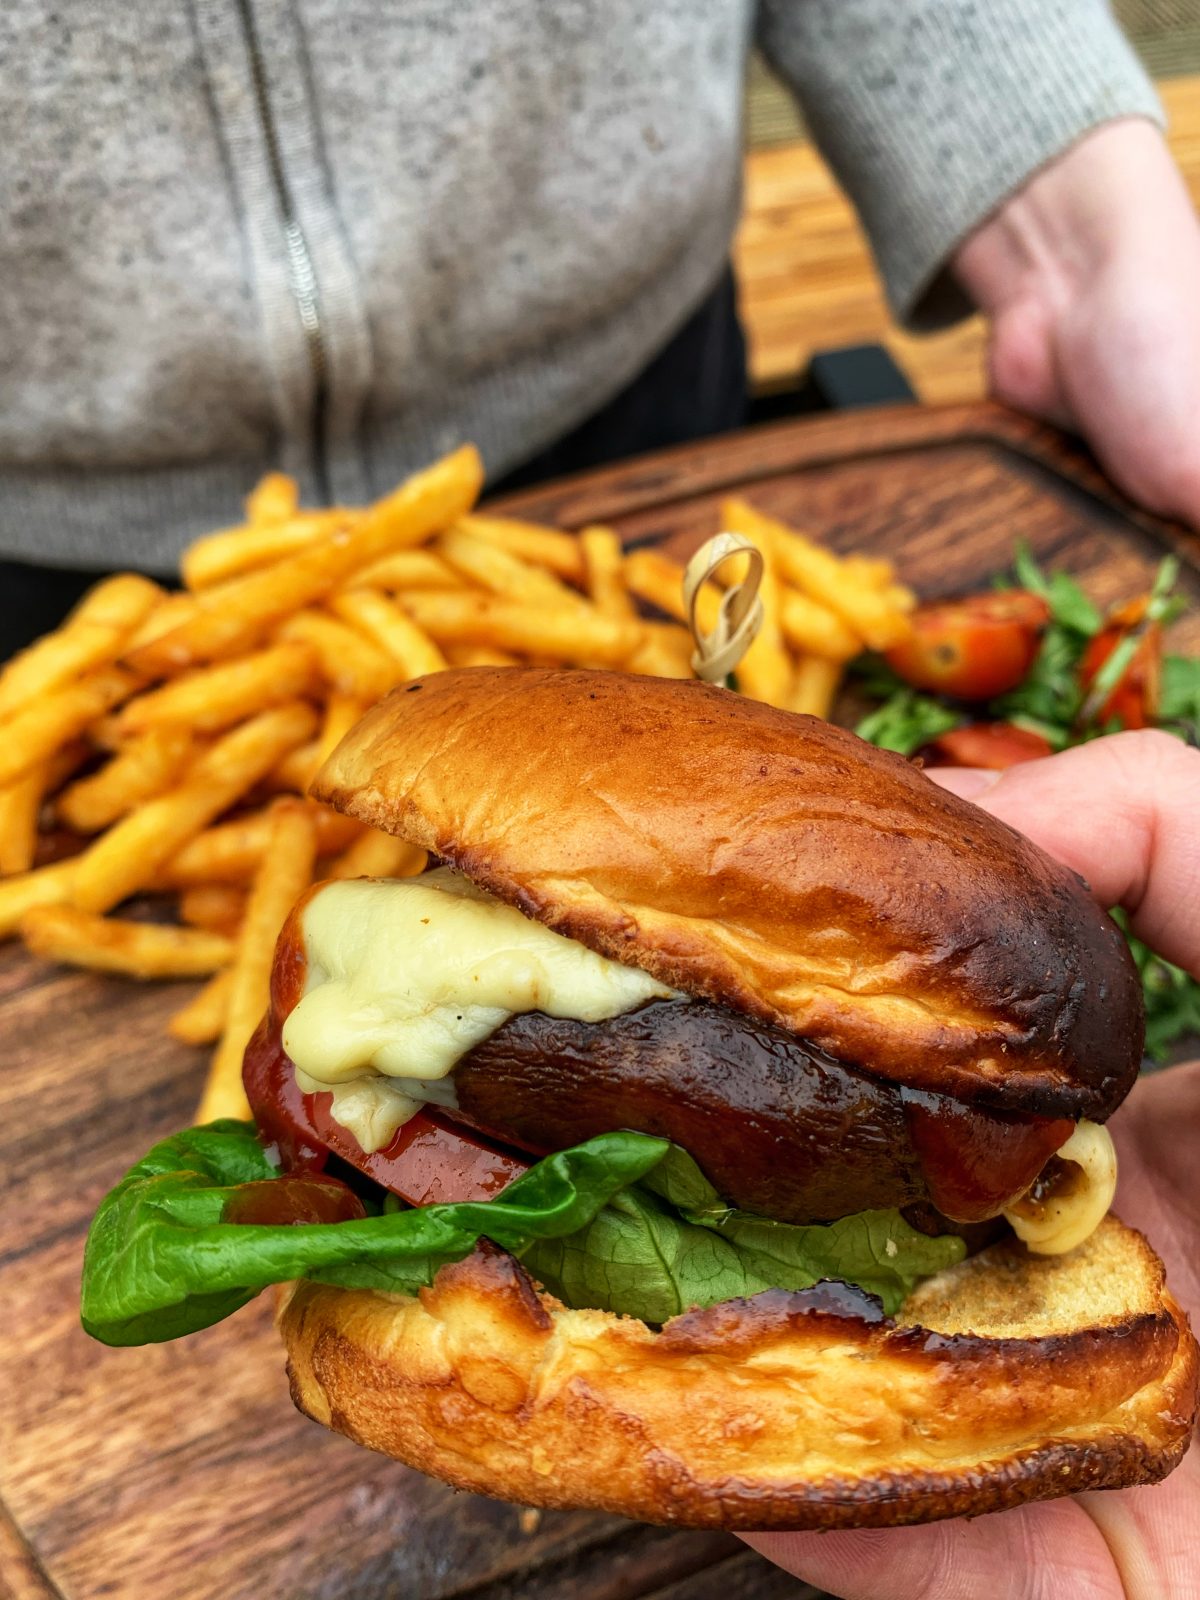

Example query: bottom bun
[278,1214,1197,1530]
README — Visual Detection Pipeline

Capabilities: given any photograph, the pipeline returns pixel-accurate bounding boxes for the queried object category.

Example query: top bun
[313,668,1143,1118]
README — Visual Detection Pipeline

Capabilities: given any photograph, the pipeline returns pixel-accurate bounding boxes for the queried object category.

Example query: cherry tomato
[885,591,1050,700]
[1079,601,1161,730]
[925,723,1054,770]
[242,1009,530,1206]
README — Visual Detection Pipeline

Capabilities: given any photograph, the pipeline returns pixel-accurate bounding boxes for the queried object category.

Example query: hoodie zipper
[236,0,331,499]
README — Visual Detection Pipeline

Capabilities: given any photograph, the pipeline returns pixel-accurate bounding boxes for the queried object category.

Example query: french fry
[0,859,78,939]
[326,829,426,880]
[330,589,448,679]
[778,587,864,663]
[158,803,358,887]
[400,591,641,667]
[199,798,317,1123]
[123,591,202,654]
[277,611,398,700]
[0,574,161,720]
[627,622,696,680]
[789,654,844,719]
[117,642,318,735]
[168,969,233,1046]
[456,514,587,583]
[624,548,716,628]
[126,445,484,675]
[722,498,912,652]
[443,644,520,667]
[346,549,461,592]
[316,693,367,764]
[703,540,862,663]
[56,727,196,834]
[20,905,234,979]
[179,884,247,937]
[727,528,792,708]
[271,689,367,794]
[269,741,323,794]
[882,582,917,614]
[438,527,585,610]
[0,666,140,788]
[580,526,635,619]
[181,510,347,591]
[72,701,316,913]
[245,471,300,524]
[703,530,862,664]
[0,766,47,876]
[843,555,895,590]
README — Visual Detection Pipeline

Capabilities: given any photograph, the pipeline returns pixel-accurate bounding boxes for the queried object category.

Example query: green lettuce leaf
[81,1121,668,1346]
[81,1125,965,1348]
[522,1147,965,1323]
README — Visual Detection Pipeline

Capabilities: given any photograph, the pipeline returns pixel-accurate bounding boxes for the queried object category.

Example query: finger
[743,1497,1117,1600]
[926,733,1200,977]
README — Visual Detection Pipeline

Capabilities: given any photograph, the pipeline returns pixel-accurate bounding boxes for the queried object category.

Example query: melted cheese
[282,868,677,1150]
[1002,1120,1117,1255]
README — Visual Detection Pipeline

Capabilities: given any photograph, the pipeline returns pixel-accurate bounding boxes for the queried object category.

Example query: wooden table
[3,404,1198,1600]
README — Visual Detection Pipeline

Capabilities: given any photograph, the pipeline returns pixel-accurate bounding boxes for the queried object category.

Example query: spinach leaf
[81,1122,668,1346]
[523,1147,964,1323]
[82,1126,965,1349]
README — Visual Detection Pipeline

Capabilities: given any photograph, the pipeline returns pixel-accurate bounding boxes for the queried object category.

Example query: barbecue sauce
[900,1090,1074,1223]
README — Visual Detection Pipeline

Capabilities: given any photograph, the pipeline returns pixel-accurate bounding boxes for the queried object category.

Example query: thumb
[926,732,1200,977]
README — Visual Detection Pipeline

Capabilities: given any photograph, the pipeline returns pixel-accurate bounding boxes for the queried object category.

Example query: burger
[81,667,1197,1530]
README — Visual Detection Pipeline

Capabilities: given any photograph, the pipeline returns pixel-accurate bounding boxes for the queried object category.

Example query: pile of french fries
[0,443,913,1120]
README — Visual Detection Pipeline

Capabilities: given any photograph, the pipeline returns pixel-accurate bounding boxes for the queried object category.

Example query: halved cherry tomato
[1079,599,1161,730]
[885,591,1050,700]
[242,1010,530,1206]
[925,723,1054,770]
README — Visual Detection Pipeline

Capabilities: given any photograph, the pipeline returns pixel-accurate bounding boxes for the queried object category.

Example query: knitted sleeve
[757,0,1163,327]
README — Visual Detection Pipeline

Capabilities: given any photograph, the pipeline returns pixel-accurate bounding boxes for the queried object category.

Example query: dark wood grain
[0,1501,61,1600]
[2,404,1196,1600]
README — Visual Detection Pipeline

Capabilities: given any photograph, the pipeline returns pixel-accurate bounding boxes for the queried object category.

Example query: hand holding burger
[80,673,1198,1531]
[750,730,1200,1592]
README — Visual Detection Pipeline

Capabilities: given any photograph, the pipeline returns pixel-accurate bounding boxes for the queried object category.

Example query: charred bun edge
[279,1215,1197,1530]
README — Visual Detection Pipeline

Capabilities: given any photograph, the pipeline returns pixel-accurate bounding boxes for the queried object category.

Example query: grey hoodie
[0,0,1159,570]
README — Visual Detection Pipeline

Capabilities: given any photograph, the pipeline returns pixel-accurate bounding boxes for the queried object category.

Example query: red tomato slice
[307,1092,531,1206]
[926,723,1054,770]
[223,1173,367,1227]
[885,591,1050,700]
[1079,617,1161,730]
[242,1011,530,1206]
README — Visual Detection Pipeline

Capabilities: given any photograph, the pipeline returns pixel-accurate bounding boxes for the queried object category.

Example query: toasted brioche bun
[299,667,1191,1526]
[279,1214,1197,1529]
[313,668,1142,1118]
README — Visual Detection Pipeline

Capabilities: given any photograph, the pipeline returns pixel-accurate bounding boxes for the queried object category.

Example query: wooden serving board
[3,403,1198,1600]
